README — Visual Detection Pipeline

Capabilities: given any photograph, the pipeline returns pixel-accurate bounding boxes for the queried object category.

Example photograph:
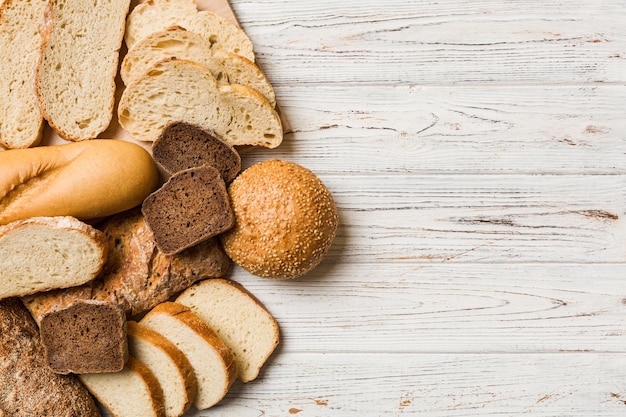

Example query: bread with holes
[121,26,274,106]
[176,278,280,382]
[0,0,47,148]
[124,0,254,61]
[35,0,130,141]
[118,58,282,147]
[140,301,236,410]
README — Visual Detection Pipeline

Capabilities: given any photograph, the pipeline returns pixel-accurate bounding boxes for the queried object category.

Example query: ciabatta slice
[35,0,130,141]
[118,58,282,147]
[0,0,47,148]
[124,0,254,61]
[176,278,280,382]
[140,302,236,410]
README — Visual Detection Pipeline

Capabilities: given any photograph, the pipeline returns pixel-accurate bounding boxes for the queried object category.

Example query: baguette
[0,298,101,417]
[0,139,159,226]
[0,0,47,148]
[35,0,131,141]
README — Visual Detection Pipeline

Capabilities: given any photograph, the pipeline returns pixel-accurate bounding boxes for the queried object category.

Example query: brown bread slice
[152,121,241,181]
[38,299,128,374]
[0,298,101,417]
[142,165,235,255]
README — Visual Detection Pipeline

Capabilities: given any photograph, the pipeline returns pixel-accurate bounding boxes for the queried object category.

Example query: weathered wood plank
[227,263,626,353]
[241,84,626,174]
[231,0,626,85]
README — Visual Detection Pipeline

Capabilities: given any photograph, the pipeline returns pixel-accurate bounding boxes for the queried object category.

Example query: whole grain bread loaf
[0,0,47,148]
[124,0,254,61]
[118,58,282,147]
[0,298,101,417]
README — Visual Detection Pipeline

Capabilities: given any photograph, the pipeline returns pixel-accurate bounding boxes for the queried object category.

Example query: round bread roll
[220,159,338,279]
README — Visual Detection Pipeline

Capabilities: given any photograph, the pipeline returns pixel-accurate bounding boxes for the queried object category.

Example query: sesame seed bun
[220,159,338,279]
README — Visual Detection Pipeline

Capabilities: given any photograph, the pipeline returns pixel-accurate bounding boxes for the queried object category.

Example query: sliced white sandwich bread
[118,58,282,148]
[35,0,131,141]
[0,216,107,299]
[140,301,237,410]
[127,321,197,417]
[0,0,47,149]
[121,26,275,107]
[79,356,165,417]
[176,278,280,383]
[124,0,254,61]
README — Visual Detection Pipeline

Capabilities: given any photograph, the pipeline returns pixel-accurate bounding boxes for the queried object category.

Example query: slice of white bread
[118,58,282,147]
[0,0,47,148]
[140,301,236,410]
[0,216,107,299]
[35,0,131,141]
[176,278,280,382]
[125,0,254,61]
[127,321,197,417]
[121,26,275,107]
[80,356,165,417]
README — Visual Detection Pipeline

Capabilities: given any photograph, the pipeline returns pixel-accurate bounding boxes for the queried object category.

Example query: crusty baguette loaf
[118,58,282,147]
[35,0,131,141]
[127,321,197,417]
[0,0,47,148]
[0,298,101,417]
[140,302,237,410]
[0,216,107,299]
[80,356,165,417]
[121,26,275,106]
[0,139,159,226]
[176,278,280,382]
[125,0,254,61]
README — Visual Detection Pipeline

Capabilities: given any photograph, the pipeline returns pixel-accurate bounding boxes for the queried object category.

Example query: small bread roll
[220,159,338,279]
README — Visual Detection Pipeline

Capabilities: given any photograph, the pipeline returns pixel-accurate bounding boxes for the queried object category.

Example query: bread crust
[0,298,102,417]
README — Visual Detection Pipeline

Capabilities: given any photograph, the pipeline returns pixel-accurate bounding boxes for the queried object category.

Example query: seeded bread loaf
[121,26,275,106]
[0,0,47,148]
[118,58,283,147]
[127,321,197,417]
[35,0,131,141]
[152,122,241,181]
[176,278,280,382]
[0,298,101,417]
[0,216,107,299]
[124,0,254,61]
[140,301,237,410]
[80,356,165,417]
[142,165,235,255]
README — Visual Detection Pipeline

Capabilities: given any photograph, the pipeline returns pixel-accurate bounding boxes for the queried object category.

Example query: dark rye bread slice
[142,165,234,255]
[152,122,241,182]
[39,299,128,374]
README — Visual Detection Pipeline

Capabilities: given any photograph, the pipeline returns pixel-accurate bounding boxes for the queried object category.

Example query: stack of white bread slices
[118,0,283,148]
[79,278,280,417]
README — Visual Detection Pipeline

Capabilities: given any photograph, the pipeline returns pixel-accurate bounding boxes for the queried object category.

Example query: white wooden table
[195,0,626,416]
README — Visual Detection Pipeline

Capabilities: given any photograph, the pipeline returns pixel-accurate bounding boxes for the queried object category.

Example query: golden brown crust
[0,298,101,417]
[220,159,338,279]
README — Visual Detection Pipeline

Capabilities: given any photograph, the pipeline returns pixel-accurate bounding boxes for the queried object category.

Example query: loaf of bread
[35,0,131,141]
[80,356,165,417]
[221,159,339,279]
[121,26,275,106]
[141,165,235,255]
[0,139,159,225]
[125,0,254,61]
[0,0,47,149]
[118,58,283,147]
[0,216,107,299]
[0,298,101,417]
[127,321,197,417]
[176,278,280,382]
[152,122,241,181]
[140,302,237,410]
